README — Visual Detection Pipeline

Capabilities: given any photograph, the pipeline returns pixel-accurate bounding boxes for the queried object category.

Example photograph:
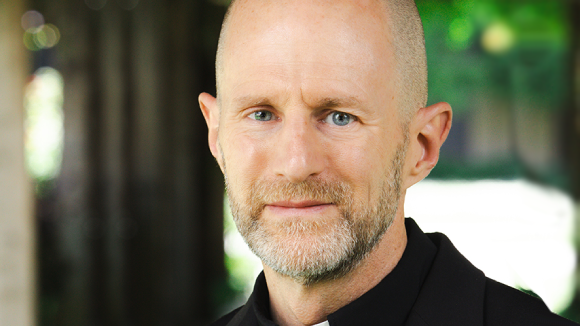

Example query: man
[199,0,578,325]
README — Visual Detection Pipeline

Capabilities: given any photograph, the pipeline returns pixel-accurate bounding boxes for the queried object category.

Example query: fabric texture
[209,218,578,326]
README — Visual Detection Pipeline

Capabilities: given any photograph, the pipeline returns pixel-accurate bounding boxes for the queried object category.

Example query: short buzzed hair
[384,0,428,123]
[215,0,427,124]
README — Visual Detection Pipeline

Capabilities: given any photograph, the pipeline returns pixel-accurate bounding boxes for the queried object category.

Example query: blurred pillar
[48,0,227,325]
[51,0,93,323]
[574,0,580,318]
[0,0,36,325]
[565,0,580,321]
[573,0,580,201]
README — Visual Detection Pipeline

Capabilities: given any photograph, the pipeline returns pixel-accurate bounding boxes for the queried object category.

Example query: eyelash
[323,111,356,126]
[248,110,275,121]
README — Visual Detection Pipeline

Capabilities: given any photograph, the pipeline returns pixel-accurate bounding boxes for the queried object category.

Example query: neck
[263,212,408,326]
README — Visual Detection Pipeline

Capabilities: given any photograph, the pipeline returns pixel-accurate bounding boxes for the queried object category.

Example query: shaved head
[216,0,427,124]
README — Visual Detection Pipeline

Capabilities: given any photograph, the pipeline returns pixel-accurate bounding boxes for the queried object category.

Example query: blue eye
[325,111,354,126]
[249,110,273,121]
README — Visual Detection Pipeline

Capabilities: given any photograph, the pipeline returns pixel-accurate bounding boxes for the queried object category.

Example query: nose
[272,115,325,183]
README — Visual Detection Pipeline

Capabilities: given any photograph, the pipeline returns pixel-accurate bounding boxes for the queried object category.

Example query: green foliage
[417,0,570,115]
[416,0,572,189]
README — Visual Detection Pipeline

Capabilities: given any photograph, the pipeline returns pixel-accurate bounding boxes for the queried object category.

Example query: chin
[244,217,361,284]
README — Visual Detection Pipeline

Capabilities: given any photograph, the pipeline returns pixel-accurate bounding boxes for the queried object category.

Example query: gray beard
[223,141,407,286]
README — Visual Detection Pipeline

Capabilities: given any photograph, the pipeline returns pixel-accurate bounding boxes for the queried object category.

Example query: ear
[198,92,224,172]
[403,102,452,189]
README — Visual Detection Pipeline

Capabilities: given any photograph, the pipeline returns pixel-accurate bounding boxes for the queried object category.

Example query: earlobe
[404,102,452,189]
[198,92,224,171]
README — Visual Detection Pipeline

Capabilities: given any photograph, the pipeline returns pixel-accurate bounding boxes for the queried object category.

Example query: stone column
[0,0,36,325]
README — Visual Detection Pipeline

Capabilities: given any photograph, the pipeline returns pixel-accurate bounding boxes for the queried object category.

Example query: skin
[199,0,452,325]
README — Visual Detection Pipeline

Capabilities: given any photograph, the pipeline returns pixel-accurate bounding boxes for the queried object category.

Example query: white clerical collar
[313,321,330,326]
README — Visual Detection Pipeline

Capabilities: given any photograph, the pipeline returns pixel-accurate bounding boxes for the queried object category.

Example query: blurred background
[0,0,579,325]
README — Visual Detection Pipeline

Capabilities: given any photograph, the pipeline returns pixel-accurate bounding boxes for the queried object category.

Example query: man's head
[200,0,451,285]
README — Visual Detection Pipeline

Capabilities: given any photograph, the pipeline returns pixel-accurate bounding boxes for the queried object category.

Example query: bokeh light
[24,67,65,182]
[21,11,61,51]
[20,10,44,31]
[447,17,475,51]
[23,30,42,52]
[482,21,515,54]
[40,24,60,48]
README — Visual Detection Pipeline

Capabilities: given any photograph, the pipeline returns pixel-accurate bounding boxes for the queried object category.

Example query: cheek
[326,141,380,188]
[221,131,272,183]
[325,133,395,199]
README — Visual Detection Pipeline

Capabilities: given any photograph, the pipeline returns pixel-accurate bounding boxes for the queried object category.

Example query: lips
[267,200,330,208]
[264,200,334,217]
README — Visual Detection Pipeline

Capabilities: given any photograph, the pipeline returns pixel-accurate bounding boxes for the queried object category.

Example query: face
[214,0,409,284]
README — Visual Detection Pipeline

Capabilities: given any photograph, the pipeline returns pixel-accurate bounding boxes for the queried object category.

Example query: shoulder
[484,278,578,326]
[207,306,243,326]
[419,228,578,325]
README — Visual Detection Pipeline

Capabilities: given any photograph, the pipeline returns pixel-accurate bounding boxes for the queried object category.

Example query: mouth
[268,200,331,208]
[264,200,335,217]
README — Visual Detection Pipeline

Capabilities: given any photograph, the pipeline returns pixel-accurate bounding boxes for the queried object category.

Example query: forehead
[227,0,389,32]
[219,0,395,106]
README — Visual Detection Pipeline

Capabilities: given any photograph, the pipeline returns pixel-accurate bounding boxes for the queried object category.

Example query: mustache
[250,178,351,204]
[229,177,353,218]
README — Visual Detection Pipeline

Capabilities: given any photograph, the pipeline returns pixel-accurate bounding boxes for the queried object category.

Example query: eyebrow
[313,97,363,110]
[232,96,273,109]
[232,95,363,110]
